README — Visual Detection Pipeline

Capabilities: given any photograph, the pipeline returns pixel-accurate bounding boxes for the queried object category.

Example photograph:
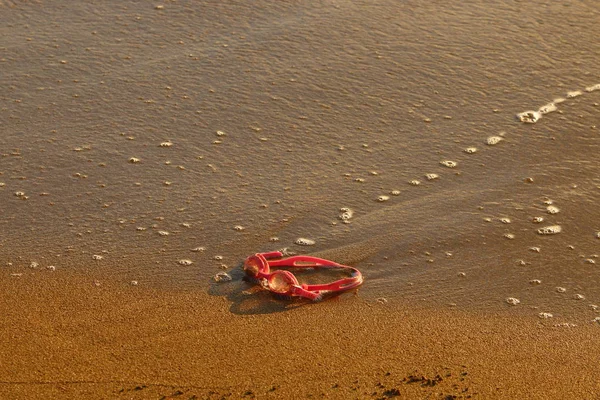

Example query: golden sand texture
[2,1,600,398]
[1,272,599,399]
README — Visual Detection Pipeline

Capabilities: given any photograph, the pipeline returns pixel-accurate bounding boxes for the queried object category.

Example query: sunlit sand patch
[538,103,557,114]
[517,84,598,126]
[439,160,457,168]
[552,97,566,105]
[295,238,316,246]
[506,297,520,306]
[278,248,296,257]
[214,271,232,282]
[537,225,561,235]
[339,207,354,223]
[486,136,503,145]
[517,110,541,123]
[554,322,577,328]
[585,83,600,92]
[546,205,560,214]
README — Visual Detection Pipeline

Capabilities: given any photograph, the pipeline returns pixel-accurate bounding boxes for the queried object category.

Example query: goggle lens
[268,272,293,294]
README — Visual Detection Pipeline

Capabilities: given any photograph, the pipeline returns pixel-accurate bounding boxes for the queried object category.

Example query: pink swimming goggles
[243,251,363,301]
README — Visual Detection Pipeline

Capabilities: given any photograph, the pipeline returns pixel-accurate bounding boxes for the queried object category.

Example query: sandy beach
[2,272,600,399]
[2,0,600,398]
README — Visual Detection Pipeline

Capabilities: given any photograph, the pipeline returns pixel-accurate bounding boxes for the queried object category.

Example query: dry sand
[2,272,600,400]
[2,0,600,398]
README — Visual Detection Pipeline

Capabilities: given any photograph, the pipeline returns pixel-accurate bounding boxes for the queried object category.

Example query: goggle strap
[267,255,343,268]
[260,251,284,260]
[303,275,363,292]
[291,286,322,301]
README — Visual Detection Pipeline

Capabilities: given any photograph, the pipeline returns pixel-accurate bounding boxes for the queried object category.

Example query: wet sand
[2,0,600,398]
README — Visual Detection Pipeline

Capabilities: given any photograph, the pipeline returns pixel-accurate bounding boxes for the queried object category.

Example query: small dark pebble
[404,374,442,387]
[383,388,401,397]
